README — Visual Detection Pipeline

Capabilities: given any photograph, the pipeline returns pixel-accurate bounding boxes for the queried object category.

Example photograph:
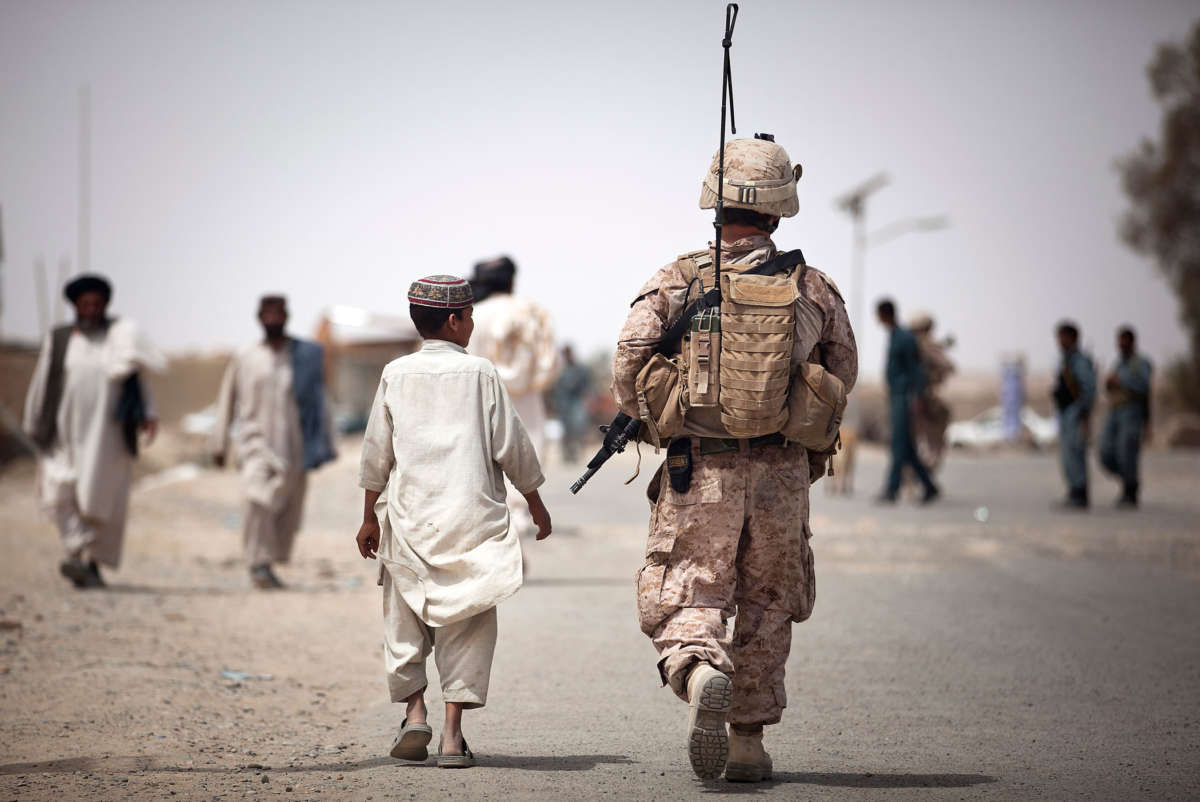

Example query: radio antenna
[713,3,738,291]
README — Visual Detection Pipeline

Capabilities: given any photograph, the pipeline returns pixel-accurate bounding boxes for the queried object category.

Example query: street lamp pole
[78,84,91,277]
[835,173,890,331]
[836,175,950,330]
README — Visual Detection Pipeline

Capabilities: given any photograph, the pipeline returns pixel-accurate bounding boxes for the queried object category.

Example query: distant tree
[1118,20,1200,412]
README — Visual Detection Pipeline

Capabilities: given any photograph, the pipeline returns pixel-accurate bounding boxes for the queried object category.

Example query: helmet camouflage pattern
[699,137,802,218]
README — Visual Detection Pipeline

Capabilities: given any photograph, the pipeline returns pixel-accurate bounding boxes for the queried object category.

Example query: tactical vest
[633,249,846,452]
[677,250,797,438]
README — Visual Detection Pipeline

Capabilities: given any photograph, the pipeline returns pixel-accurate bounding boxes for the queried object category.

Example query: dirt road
[1,443,1198,800]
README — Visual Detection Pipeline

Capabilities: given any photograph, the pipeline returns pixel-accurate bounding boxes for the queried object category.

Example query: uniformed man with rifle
[575,4,858,782]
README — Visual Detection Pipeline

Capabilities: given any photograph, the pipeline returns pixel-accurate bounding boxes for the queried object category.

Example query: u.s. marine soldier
[611,136,857,782]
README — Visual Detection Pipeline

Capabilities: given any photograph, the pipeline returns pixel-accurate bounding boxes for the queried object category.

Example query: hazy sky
[1,0,1196,376]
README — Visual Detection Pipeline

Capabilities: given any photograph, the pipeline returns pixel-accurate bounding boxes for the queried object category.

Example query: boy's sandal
[437,736,476,769]
[390,718,433,761]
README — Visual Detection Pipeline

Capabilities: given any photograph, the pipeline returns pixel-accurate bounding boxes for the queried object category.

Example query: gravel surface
[1,441,1198,800]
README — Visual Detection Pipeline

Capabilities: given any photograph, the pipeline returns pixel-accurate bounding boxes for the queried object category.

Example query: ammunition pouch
[634,353,686,448]
[780,361,846,453]
[666,438,693,493]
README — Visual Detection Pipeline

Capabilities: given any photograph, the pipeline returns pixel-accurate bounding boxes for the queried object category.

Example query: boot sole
[687,672,732,780]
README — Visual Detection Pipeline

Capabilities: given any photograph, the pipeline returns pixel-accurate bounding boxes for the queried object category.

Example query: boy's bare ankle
[439,731,464,755]
[404,692,428,724]
[441,701,465,753]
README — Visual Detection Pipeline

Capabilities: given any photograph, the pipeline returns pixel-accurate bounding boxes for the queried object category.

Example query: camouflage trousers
[635,440,815,728]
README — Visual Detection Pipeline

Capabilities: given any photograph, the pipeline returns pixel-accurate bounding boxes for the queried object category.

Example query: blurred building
[314,305,421,432]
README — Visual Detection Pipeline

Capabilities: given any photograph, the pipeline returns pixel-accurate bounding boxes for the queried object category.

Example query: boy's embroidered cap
[407,275,474,309]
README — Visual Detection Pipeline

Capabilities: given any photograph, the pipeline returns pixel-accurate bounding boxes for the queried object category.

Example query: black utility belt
[696,433,787,455]
[664,433,787,495]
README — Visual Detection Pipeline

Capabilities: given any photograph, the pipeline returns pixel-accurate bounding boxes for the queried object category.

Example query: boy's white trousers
[382,571,498,708]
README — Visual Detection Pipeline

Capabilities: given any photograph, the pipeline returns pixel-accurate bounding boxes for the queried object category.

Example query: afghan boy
[355,274,552,768]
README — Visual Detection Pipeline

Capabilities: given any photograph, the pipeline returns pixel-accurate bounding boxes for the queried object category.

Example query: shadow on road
[702,771,997,793]
[477,754,635,772]
[0,756,394,776]
[99,583,241,596]
[1,757,154,775]
[0,753,636,776]
[94,582,366,596]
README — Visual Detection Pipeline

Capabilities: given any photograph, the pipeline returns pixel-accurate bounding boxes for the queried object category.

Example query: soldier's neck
[720,224,769,243]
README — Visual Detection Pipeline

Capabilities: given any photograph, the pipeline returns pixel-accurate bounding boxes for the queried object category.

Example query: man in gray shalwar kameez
[23,274,164,588]
[212,295,335,589]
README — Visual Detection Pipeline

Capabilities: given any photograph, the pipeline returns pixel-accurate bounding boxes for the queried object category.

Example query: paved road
[0,443,1198,800]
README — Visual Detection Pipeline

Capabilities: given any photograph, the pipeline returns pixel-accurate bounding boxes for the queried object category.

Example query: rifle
[569,412,642,495]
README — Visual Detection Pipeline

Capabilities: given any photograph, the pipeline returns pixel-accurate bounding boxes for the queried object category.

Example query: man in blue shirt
[876,300,939,503]
[1052,321,1096,509]
[1099,326,1152,508]
[212,296,336,589]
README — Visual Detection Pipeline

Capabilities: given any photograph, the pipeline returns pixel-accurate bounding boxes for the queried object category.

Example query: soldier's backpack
[634,248,847,451]
[677,251,793,437]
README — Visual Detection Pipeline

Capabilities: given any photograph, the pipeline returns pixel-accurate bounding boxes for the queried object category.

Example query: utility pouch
[666,438,693,493]
[685,309,721,408]
[780,361,847,452]
[635,353,686,448]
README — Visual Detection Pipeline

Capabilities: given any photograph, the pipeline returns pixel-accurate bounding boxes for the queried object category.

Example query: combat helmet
[699,135,802,218]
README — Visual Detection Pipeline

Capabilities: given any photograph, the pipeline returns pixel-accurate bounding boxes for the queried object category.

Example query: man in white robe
[356,274,550,767]
[211,295,335,589]
[23,274,164,588]
[467,256,559,540]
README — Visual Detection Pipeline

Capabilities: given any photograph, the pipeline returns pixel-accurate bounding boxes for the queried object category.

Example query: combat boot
[726,729,773,783]
[685,662,731,780]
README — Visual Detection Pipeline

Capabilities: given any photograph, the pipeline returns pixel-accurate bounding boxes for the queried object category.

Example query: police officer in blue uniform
[1099,326,1152,508]
[1053,321,1097,509]
[876,299,939,504]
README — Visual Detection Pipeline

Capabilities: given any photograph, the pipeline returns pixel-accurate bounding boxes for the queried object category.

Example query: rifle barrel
[570,466,600,495]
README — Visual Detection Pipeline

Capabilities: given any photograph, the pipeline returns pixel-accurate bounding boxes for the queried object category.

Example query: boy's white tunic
[359,339,544,627]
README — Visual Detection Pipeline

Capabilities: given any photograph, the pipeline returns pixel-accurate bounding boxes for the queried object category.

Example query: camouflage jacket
[611,234,858,439]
